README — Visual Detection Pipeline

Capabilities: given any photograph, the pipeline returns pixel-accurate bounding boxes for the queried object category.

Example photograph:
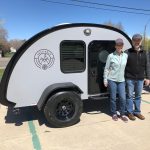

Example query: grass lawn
[0,69,4,78]
[4,52,14,58]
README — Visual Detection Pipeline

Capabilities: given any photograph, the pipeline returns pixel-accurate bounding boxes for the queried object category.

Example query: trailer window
[60,40,86,73]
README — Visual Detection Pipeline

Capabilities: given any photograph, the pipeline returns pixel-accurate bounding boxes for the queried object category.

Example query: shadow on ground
[4,99,110,127]
[143,86,150,92]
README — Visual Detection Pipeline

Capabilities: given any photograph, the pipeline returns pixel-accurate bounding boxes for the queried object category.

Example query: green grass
[0,69,4,78]
[4,52,14,58]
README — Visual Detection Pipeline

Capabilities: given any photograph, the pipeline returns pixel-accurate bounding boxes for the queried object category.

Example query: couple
[103,34,150,123]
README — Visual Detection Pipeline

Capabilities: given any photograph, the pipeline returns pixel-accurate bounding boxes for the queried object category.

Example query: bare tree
[0,26,8,40]
[9,39,26,51]
[0,19,5,26]
[0,25,9,55]
[103,21,124,31]
[0,20,26,57]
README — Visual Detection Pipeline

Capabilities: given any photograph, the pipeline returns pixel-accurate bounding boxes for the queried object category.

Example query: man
[125,34,150,120]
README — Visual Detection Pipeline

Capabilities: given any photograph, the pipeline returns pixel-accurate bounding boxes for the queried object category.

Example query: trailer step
[88,93,109,100]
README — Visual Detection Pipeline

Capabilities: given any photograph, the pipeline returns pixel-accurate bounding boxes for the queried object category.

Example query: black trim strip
[0,23,132,107]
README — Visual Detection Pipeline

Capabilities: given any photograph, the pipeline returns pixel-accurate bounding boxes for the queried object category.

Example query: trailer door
[88,40,115,94]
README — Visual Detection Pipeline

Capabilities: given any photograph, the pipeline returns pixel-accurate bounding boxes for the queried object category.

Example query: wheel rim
[55,99,75,121]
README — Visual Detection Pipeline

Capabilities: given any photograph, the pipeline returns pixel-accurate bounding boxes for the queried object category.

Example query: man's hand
[144,79,150,86]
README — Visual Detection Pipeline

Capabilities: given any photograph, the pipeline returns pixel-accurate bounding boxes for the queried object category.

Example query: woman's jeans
[108,80,126,116]
[126,79,144,115]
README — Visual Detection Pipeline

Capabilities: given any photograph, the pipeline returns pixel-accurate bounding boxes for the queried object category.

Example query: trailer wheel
[44,91,83,127]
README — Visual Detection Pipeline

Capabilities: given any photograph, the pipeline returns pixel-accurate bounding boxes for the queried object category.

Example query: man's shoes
[134,114,145,120]
[121,115,128,123]
[112,114,118,121]
[128,113,136,121]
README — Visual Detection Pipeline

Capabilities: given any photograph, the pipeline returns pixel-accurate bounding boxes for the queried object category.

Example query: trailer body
[0,23,132,127]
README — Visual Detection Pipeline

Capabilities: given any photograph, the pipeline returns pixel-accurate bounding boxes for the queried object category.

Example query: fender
[37,82,83,110]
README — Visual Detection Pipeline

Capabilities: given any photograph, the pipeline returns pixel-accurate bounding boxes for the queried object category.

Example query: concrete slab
[0,106,33,150]
[0,94,150,150]
[0,57,11,69]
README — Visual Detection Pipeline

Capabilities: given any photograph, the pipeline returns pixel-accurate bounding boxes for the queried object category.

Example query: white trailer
[0,23,132,127]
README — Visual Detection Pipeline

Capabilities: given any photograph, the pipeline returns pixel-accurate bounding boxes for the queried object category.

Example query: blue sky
[0,0,150,40]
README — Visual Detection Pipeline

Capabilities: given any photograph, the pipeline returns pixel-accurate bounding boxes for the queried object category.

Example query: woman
[103,38,128,122]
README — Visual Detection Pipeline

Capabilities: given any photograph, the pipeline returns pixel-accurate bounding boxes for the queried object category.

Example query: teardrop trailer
[0,23,132,127]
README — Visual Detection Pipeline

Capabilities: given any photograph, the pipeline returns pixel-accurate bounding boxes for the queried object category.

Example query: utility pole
[143,19,150,50]
[143,25,146,49]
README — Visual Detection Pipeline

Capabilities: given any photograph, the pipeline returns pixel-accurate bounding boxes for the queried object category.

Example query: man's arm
[145,51,150,85]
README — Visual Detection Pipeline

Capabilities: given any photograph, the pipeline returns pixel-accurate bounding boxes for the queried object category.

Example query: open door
[88,40,115,95]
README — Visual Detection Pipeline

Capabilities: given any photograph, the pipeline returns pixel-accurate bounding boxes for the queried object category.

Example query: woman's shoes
[120,115,128,123]
[112,114,118,121]
[112,114,128,123]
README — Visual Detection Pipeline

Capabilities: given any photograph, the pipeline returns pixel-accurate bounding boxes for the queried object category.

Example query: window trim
[60,40,86,73]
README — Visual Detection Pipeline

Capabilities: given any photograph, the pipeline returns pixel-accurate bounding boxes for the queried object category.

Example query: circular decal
[34,49,55,70]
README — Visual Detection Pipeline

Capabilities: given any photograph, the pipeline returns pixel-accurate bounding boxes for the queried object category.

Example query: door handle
[91,70,97,76]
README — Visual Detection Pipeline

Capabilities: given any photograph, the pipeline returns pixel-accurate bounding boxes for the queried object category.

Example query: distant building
[10,47,16,53]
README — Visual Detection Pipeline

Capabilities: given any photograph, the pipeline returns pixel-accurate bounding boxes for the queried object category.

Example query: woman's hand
[104,82,108,87]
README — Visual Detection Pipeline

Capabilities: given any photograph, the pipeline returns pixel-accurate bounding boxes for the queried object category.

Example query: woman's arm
[103,54,111,86]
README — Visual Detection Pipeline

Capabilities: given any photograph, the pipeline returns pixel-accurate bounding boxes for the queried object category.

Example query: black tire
[44,91,83,128]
